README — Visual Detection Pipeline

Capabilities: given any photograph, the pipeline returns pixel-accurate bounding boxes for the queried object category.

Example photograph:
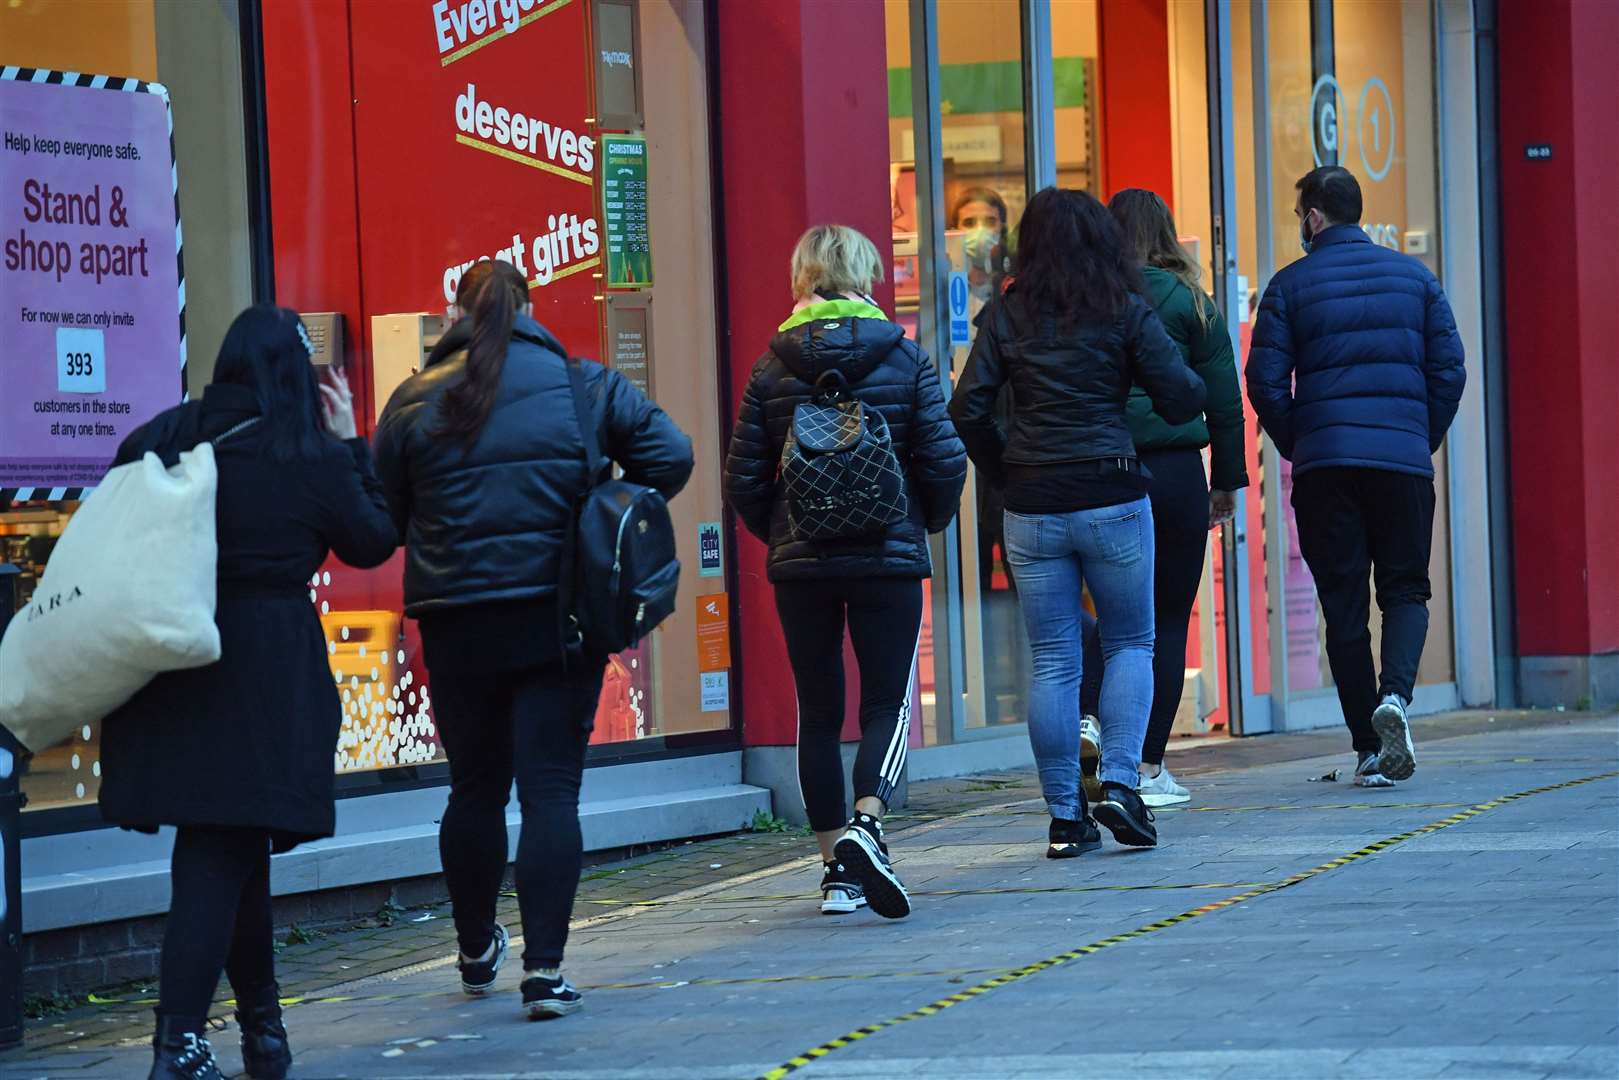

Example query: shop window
[4,0,731,820]
[309,0,731,771]
[2,0,255,814]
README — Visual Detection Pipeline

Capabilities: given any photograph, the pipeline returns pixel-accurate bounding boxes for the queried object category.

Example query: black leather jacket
[949,286,1207,486]
[724,303,967,582]
[374,315,693,616]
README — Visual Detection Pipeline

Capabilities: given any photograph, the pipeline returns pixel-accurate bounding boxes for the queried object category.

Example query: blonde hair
[790,224,884,299]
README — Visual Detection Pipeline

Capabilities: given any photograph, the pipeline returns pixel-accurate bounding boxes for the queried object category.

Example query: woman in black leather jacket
[725,225,966,921]
[374,260,692,1019]
[949,188,1205,858]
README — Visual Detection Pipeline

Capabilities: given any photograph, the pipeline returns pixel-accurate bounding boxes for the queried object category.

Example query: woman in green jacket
[1106,189,1249,805]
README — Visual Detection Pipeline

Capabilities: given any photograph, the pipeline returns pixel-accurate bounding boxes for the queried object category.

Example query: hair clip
[295,322,317,357]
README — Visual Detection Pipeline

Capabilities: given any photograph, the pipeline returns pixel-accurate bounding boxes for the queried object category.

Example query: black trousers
[429,660,604,969]
[775,577,924,833]
[1139,449,1212,765]
[1079,449,1209,765]
[159,826,276,1019]
[1291,467,1436,754]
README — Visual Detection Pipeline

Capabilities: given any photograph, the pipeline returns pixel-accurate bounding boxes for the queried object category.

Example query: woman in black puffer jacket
[726,224,966,921]
[374,260,692,1019]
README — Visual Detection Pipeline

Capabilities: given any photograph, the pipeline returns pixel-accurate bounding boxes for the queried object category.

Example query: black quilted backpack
[780,370,908,541]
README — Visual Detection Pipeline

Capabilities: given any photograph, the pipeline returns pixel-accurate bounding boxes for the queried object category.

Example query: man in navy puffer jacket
[1246,166,1466,788]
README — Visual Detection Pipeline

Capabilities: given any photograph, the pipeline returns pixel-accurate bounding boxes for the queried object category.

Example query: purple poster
[0,72,182,501]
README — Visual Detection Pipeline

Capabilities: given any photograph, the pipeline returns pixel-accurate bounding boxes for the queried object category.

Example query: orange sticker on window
[695,593,730,673]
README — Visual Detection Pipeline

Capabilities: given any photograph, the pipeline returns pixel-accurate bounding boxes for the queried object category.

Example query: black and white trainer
[833,814,910,919]
[457,923,509,996]
[1047,816,1103,859]
[820,859,868,915]
[1094,782,1158,847]
[1371,694,1417,780]
[522,972,584,1020]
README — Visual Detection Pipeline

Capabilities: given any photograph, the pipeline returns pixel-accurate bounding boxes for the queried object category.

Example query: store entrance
[885,0,1244,751]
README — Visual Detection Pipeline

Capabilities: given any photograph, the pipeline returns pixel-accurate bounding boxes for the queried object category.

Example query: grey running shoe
[1371,695,1417,780]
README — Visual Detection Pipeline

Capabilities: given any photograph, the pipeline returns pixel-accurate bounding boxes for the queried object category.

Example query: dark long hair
[212,305,325,463]
[1109,188,1214,330]
[1012,187,1140,325]
[437,259,530,449]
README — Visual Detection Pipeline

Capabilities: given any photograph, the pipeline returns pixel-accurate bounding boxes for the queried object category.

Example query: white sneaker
[1080,715,1102,803]
[1370,694,1416,781]
[1354,751,1396,788]
[1137,765,1191,806]
[1080,714,1102,757]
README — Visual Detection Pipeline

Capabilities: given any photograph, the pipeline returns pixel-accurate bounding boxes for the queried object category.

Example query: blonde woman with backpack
[725,225,966,919]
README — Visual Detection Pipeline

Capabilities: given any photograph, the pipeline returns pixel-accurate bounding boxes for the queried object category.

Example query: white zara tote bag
[0,420,255,752]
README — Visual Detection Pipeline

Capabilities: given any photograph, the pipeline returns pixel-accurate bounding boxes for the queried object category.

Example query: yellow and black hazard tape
[757,770,1619,1080]
[573,878,1262,908]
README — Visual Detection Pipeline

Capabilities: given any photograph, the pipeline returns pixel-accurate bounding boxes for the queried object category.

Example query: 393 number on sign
[56,327,107,394]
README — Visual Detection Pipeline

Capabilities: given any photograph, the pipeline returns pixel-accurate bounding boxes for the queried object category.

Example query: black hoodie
[725,300,967,582]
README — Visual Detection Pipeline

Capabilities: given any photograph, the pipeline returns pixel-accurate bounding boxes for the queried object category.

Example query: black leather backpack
[556,355,680,658]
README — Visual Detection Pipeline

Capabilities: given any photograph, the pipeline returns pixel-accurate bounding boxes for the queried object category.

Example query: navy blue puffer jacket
[1245,225,1466,477]
[725,299,967,582]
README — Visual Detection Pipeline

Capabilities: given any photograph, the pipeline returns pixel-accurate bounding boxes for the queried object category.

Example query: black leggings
[1139,449,1210,764]
[429,660,603,970]
[1083,449,1210,765]
[775,577,924,833]
[160,827,276,1019]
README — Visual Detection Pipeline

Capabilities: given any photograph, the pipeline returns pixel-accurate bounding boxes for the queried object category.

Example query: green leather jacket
[1127,267,1249,492]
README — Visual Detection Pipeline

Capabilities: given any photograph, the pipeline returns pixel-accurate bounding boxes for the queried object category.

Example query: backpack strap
[556,358,602,666]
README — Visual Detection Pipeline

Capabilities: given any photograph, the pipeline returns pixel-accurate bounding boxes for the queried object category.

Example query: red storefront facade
[4,0,1615,949]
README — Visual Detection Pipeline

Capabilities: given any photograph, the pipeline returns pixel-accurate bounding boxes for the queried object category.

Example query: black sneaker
[820,859,868,915]
[833,814,911,919]
[1094,782,1157,847]
[457,923,509,996]
[522,972,583,1020]
[1046,816,1102,859]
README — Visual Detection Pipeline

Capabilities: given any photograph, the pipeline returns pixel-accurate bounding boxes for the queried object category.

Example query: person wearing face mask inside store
[951,187,1028,722]
[953,186,1011,309]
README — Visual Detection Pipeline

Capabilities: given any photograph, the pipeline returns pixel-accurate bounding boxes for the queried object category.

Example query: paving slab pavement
[3,712,1615,1080]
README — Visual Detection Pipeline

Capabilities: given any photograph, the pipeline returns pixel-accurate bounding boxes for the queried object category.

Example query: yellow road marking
[757,770,1619,1080]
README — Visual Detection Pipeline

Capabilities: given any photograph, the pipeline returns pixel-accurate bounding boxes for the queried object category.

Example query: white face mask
[962,227,999,268]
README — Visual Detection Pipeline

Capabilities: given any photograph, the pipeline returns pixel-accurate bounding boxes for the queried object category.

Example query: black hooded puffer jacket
[725,302,967,582]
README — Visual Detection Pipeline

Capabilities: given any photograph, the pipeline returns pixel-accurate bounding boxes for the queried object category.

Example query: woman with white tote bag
[96,307,396,1080]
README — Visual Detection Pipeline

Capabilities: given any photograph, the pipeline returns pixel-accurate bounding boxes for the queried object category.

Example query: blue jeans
[1004,498,1156,819]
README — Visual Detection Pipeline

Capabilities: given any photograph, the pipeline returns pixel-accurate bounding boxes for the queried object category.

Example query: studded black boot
[148,1014,224,1080]
[234,983,292,1080]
